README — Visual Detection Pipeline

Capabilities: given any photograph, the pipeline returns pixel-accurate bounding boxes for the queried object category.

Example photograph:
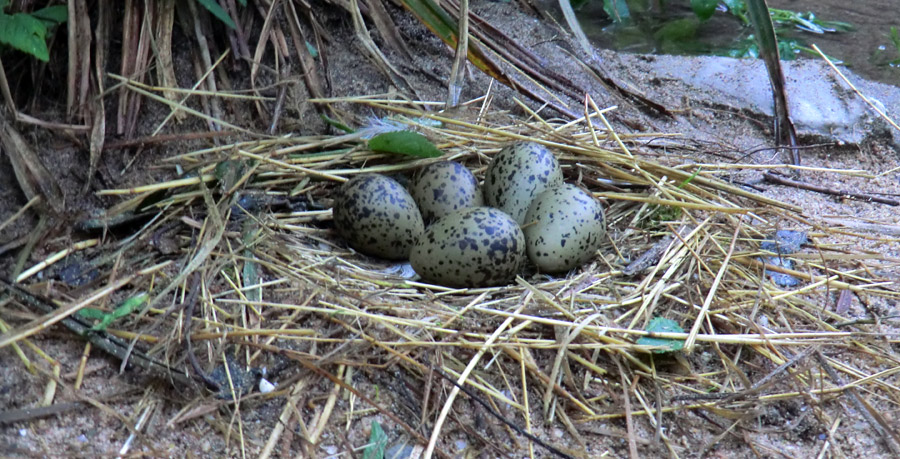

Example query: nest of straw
[7,97,900,457]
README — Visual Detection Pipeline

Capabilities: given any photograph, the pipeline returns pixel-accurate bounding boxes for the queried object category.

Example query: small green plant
[640,203,682,229]
[77,293,149,332]
[722,0,852,33]
[0,0,67,62]
[868,25,900,69]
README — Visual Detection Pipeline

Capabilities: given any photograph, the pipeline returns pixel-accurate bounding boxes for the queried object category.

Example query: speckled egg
[409,161,483,222]
[483,142,563,225]
[333,174,424,260]
[523,184,605,273]
[410,207,526,288]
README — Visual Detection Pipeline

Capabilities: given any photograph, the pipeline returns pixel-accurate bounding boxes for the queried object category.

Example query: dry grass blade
[812,44,900,133]
[445,0,469,107]
[284,1,328,106]
[0,115,65,215]
[348,0,419,98]
[4,90,900,457]
[365,0,413,60]
[425,302,524,457]
[558,0,593,59]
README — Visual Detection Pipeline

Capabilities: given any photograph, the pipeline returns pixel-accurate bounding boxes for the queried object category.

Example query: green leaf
[746,0,798,164]
[77,308,108,320]
[362,421,388,459]
[691,0,718,21]
[0,0,10,10]
[31,5,67,25]
[0,13,50,61]
[636,317,684,353]
[603,0,631,23]
[368,131,443,158]
[196,0,235,29]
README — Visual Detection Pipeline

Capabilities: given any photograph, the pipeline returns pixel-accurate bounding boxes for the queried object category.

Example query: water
[575,0,899,86]
[769,0,897,85]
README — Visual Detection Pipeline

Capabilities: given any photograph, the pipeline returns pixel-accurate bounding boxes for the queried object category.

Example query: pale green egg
[333,174,424,260]
[410,207,525,287]
[483,142,563,225]
[523,184,605,273]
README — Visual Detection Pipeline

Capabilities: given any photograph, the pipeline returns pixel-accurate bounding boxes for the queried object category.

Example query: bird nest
[5,97,900,457]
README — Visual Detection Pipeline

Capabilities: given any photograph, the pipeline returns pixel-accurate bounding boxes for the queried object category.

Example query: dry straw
[2,95,899,457]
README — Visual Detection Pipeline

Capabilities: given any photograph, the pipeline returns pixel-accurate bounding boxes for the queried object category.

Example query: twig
[0,277,194,386]
[614,357,639,459]
[184,273,221,391]
[813,350,900,456]
[429,365,575,459]
[763,172,899,206]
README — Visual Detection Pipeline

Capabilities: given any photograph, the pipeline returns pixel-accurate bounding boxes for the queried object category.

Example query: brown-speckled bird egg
[333,174,424,260]
[409,161,483,222]
[523,184,605,273]
[410,207,525,287]
[483,142,563,225]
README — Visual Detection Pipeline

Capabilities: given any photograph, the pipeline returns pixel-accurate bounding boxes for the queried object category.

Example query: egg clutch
[332,141,606,288]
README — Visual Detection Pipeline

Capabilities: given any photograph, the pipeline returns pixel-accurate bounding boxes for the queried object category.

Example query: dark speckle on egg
[333,174,424,260]
[410,207,525,288]
[409,161,483,222]
[523,184,606,273]
[483,142,563,225]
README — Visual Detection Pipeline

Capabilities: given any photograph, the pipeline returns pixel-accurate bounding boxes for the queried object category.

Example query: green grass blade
[746,0,799,165]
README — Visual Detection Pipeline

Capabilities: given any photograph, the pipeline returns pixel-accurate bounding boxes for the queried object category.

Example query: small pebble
[765,256,801,287]
[761,230,807,254]
[385,442,417,459]
[259,378,276,394]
